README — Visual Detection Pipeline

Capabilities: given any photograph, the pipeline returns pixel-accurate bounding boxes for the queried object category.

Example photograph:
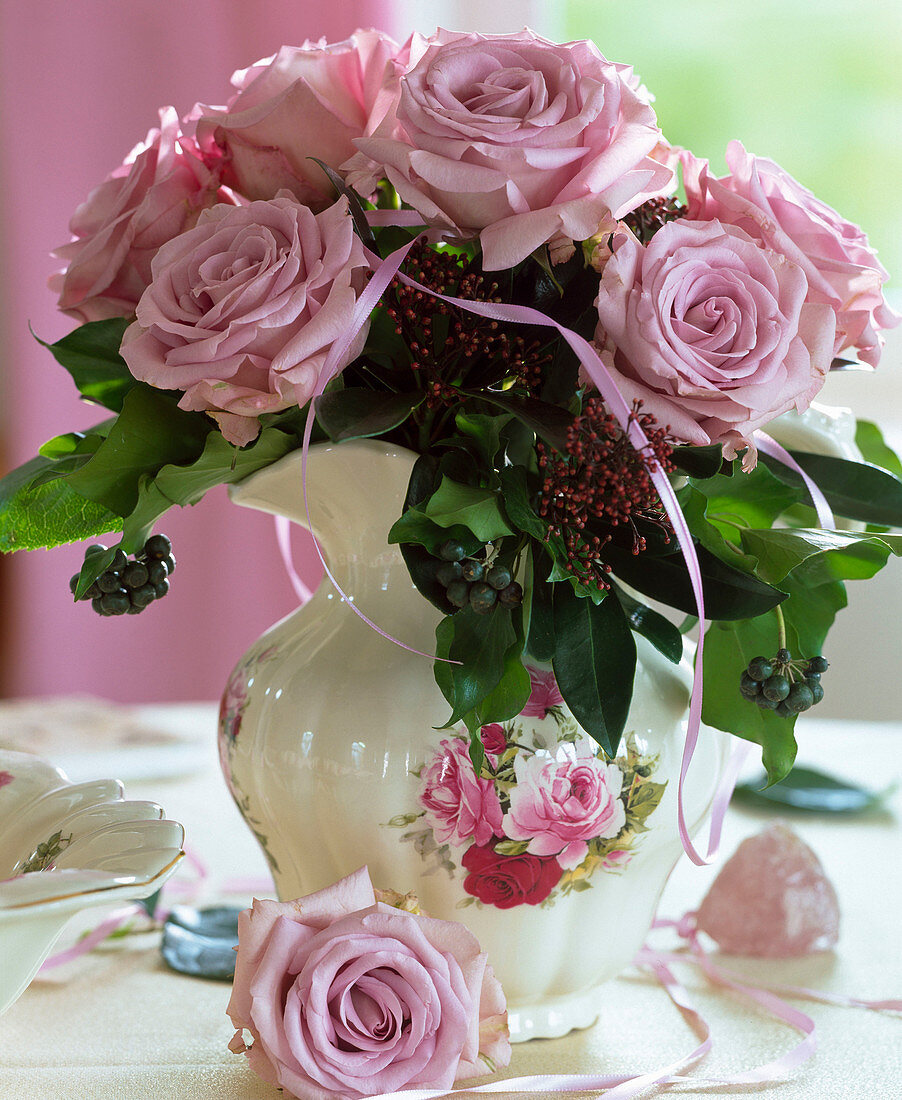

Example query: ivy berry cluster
[739,649,829,718]
[435,539,522,615]
[70,534,175,616]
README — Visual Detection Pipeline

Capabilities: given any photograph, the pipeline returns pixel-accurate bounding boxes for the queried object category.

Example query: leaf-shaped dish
[0,749,185,1014]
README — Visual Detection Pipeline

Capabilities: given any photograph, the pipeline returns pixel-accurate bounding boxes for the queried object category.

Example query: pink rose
[195,30,399,208]
[51,107,232,323]
[520,666,564,718]
[350,29,674,269]
[594,219,836,466]
[479,723,506,760]
[502,746,626,869]
[418,737,503,847]
[227,867,510,1099]
[120,195,370,445]
[682,141,900,367]
[461,844,561,909]
[0,771,13,789]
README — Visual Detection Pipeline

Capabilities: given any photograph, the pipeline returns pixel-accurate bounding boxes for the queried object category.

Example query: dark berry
[460,558,484,582]
[787,682,814,713]
[762,674,790,702]
[144,534,172,558]
[123,562,149,589]
[110,549,128,572]
[806,655,829,675]
[161,553,176,574]
[757,695,781,710]
[739,671,761,698]
[747,656,774,682]
[85,543,108,557]
[98,570,123,594]
[438,539,467,563]
[446,580,470,608]
[91,595,106,616]
[806,677,825,705]
[127,604,143,615]
[469,582,498,614]
[436,561,463,587]
[775,700,794,718]
[146,559,169,585]
[130,583,156,609]
[497,582,523,608]
[100,590,130,615]
[85,581,101,600]
[69,573,80,596]
[486,565,512,590]
[152,579,170,600]
[776,648,791,664]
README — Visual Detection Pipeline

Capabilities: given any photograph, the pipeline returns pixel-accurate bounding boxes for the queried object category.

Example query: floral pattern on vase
[387,667,667,909]
[0,772,13,789]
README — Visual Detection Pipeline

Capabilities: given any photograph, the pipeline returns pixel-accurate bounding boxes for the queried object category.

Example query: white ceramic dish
[0,749,185,1014]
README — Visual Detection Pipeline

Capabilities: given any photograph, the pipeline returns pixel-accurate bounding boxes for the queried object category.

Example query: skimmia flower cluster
[1,24,900,801]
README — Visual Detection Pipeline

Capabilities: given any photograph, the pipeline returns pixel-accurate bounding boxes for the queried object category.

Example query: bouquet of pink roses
[1,27,900,789]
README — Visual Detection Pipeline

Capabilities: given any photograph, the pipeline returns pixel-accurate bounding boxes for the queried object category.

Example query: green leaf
[497,465,546,540]
[701,615,798,784]
[610,582,683,664]
[464,391,572,454]
[671,444,729,479]
[604,540,787,621]
[314,389,423,443]
[434,607,517,728]
[66,384,211,517]
[471,630,531,725]
[0,456,120,552]
[738,527,900,586]
[760,449,902,527]
[117,428,297,552]
[34,318,134,411]
[387,510,483,556]
[524,546,555,661]
[308,158,377,248]
[453,411,513,470]
[734,766,892,814]
[551,583,636,757]
[855,419,902,480]
[424,478,514,542]
[695,462,803,538]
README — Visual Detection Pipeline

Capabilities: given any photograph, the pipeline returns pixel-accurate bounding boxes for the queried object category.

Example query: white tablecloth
[1,706,900,1099]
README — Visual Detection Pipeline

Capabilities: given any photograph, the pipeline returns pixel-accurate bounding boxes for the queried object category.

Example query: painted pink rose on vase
[520,666,564,718]
[479,723,506,761]
[227,866,510,1099]
[461,844,562,909]
[418,737,503,848]
[51,107,232,323]
[350,29,674,269]
[195,29,399,209]
[502,746,626,869]
[682,141,900,367]
[120,195,370,446]
[594,219,836,467]
[0,771,13,789]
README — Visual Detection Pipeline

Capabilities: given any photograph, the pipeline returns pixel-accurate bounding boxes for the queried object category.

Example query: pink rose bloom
[0,771,13,789]
[682,141,899,367]
[228,867,510,1099]
[502,745,626,869]
[350,29,674,269]
[418,737,503,847]
[195,30,399,208]
[520,666,564,718]
[120,195,370,445]
[51,107,232,323]
[594,219,836,467]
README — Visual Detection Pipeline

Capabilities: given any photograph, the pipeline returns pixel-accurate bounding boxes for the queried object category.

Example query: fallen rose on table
[227,866,510,1099]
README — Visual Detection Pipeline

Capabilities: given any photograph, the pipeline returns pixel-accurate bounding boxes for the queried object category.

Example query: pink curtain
[0,0,398,701]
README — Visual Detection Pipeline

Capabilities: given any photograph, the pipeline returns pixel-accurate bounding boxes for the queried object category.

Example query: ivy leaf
[424,478,514,542]
[693,462,802,537]
[434,606,517,728]
[465,391,572,454]
[387,510,483,557]
[34,318,134,411]
[314,388,423,443]
[610,582,683,664]
[738,528,901,587]
[66,384,211,517]
[854,419,902,480]
[701,614,799,784]
[452,411,513,471]
[552,582,636,757]
[734,767,892,814]
[0,456,120,552]
[760,449,902,527]
[497,465,546,540]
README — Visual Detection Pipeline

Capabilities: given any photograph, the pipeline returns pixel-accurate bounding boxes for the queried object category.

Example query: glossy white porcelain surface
[0,749,185,1015]
[222,439,732,1039]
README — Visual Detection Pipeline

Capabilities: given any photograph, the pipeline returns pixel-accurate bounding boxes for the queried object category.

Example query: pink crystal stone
[696,823,840,957]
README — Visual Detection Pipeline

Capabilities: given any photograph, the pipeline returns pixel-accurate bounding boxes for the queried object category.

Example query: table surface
[1,705,900,1100]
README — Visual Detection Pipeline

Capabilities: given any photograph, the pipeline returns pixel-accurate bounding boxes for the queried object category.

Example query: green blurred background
[564,0,901,287]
